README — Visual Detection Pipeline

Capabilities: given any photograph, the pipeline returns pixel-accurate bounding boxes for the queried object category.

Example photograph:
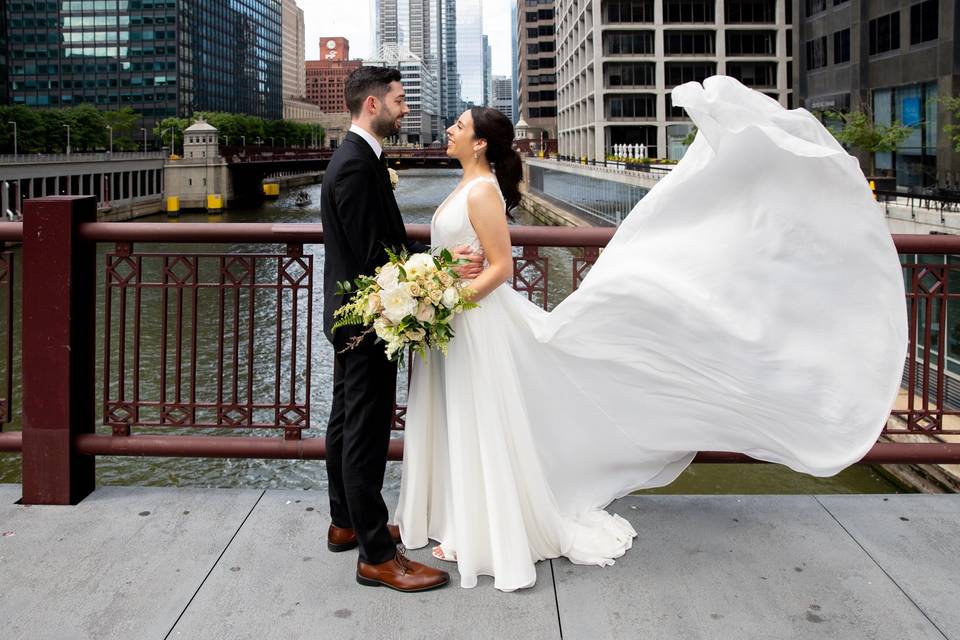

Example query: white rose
[388,167,399,190]
[405,327,426,342]
[375,262,400,290]
[414,301,436,323]
[403,253,436,280]
[380,284,417,323]
[441,287,458,309]
[373,317,392,341]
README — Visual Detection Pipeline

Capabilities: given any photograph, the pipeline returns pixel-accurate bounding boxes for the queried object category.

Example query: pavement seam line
[812,495,950,640]
[163,488,267,640]
[549,559,564,639]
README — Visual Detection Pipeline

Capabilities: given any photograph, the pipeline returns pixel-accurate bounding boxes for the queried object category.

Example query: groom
[320,66,482,592]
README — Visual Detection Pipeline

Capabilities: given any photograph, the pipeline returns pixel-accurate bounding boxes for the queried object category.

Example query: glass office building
[4,0,282,131]
[455,0,483,107]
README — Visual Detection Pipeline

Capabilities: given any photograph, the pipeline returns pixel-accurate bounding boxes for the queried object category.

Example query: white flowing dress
[394,76,909,592]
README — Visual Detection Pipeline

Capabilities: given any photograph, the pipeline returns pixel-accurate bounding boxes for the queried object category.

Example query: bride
[394,76,908,592]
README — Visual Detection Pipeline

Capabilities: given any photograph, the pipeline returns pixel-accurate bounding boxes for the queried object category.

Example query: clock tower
[319,37,349,62]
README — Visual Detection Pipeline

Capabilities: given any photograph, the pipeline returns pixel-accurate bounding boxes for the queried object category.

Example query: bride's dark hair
[470,107,522,213]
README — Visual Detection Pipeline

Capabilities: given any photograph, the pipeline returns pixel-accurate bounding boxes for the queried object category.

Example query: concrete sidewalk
[0,485,957,640]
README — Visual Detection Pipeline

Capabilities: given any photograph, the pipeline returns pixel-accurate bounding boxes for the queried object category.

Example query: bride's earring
[473,150,479,161]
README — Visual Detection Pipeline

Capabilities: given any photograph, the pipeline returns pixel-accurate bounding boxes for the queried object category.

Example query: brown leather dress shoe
[327,523,402,552]
[356,550,450,592]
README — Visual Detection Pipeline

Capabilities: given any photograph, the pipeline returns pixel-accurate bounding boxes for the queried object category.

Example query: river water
[0,169,901,493]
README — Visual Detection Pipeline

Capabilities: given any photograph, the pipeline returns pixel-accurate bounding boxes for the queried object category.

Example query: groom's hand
[451,245,485,280]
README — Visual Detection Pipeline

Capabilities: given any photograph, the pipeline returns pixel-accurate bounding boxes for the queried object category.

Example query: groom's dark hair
[344,66,403,116]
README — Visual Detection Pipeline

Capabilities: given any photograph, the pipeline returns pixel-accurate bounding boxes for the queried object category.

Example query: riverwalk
[0,484,957,639]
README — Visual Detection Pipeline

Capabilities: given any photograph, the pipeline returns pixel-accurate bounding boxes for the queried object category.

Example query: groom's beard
[372,111,402,138]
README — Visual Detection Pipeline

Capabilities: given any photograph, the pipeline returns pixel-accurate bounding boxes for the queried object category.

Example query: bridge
[0,196,958,638]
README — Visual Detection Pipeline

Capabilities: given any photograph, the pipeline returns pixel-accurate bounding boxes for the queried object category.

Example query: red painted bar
[0,431,21,452]
[21,196,97,505]
[70,435,960,464]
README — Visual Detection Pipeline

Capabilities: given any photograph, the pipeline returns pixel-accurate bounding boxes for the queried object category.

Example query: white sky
[303,0,513,77]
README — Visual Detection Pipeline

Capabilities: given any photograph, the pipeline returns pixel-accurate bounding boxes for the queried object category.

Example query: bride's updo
[470,107,522,213]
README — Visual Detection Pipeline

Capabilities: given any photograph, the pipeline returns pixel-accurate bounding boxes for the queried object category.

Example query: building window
[833,28,850,64]
[663,0,715,24]
[727,61,777,88]
[664,31,716,55]
[726,30,776,55]
[805,36,827,70]
[603,0,654,23]
[665,61,716,86]
[725,0,775,23]
[869,11,900,56]
[606,62,655,87]
[608,94,656,118]
[604,31,655,55]
[805,0,826,16]
[910,0,938,45]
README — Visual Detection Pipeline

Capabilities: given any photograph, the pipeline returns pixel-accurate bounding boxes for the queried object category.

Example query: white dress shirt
[349,123,383,159]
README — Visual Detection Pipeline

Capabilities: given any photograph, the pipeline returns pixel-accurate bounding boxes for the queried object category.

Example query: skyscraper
[4,0,283,130]
[442,0,460,125]
[518,0,557,143]
[482,35,493,107]
[375,0,444,139]
[510,3,520,125]
[456,0,484,107]
[282,0,306,100]
[365,44,441,145]
[493,76,514,121]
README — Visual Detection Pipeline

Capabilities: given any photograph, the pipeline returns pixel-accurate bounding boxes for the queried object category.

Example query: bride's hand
[451,245,484,280]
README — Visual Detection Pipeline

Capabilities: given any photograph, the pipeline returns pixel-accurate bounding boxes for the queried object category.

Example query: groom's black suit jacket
[320,131,426,350]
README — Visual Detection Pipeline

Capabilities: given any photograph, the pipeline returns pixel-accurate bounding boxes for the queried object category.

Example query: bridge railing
[0,151,167,165]
[0,196,958,504]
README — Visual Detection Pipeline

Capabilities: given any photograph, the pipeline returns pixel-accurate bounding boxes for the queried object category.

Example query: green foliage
[0,105,327,155]
[937,96,960,152]
[823,109,914,175]
[681,126,698,146]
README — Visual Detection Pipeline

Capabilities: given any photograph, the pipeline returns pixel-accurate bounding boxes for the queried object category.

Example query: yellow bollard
[869,180,876,200]
[206,193,223,211]
[166,195,180,215]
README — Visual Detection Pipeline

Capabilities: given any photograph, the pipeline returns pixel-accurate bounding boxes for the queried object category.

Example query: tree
[153,116,190,154]
[103,107,140,151]
[824,109,914,176]
[938,96,960,152]
[681,126,698,146]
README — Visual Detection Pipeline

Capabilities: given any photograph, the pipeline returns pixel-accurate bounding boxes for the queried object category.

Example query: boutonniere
[388,167,399,191]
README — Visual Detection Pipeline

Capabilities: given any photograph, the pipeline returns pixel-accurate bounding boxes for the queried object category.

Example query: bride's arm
[462,182,512,302]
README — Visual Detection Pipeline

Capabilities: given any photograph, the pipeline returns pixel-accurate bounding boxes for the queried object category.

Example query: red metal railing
[2,196,960,505]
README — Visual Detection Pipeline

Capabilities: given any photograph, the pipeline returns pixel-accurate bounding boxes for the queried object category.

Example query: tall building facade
[442,0,461,124]
[557,0,793,161]
[795,0,958,187]
[375,0,445,139]
[306,39,362,113]
[518,0,558,140]
[493,75,515,120]
[456,0,485,106]
[282,0,306,100]
[366,44,442,145]
[5,0,282,130]
[483,35,493,106]
[511,3,520,124]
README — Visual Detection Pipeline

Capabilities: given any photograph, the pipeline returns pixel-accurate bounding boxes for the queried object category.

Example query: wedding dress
[394,76,908,592]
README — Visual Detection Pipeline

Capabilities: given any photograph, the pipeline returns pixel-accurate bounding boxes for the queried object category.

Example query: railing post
[21,196,97,504]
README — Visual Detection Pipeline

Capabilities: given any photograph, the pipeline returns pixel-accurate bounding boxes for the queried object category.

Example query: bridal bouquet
[332,248,478,362]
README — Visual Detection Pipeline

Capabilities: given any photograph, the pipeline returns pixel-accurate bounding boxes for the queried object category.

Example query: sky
[304,0,513,77]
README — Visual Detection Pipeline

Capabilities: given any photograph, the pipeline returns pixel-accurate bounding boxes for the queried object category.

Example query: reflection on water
[0,169,903,494]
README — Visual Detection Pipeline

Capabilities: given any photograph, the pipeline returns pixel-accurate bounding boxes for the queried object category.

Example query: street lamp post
[241,135,246,148]
[7,121,16,160]
[140,127,147,152]
[282,137,287,148]
[269,137,275,147]
[63,124,71,155]
[106,124,113,154]
[256,137,263,151]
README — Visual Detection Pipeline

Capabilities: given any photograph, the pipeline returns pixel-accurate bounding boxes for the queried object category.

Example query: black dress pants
[325,339,398,564]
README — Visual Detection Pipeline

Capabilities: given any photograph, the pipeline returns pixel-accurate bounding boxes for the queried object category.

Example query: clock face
[326,40,337,49]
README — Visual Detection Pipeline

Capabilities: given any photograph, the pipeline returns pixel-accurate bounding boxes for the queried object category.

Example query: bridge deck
[0,485,957,639]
